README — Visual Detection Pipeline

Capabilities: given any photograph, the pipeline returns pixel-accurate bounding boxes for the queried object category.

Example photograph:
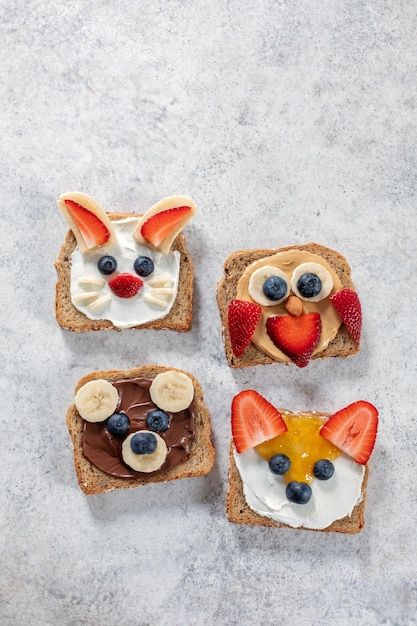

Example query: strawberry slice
[228,299,262,357]
[320,401,378,464]
[65,199,110,248]
[108,273,143,298]
[232,390,287,453]
[266,313,321,368]
[141,206,192,247]
[330,289,362,344]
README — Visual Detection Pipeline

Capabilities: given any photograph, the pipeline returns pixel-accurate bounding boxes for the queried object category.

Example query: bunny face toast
[55,192,196,331]
[66,365,215,495]
[227,391,378,533]
[217,244,362,368]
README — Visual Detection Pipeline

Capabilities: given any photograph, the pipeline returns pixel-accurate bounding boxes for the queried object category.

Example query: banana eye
[248,266,289,306]
[291,262,333,302]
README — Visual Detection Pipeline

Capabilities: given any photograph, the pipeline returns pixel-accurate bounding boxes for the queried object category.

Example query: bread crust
[216,243,359,367]
[66,365,215,495]
[226,436,368,534]
[55,213,194,332]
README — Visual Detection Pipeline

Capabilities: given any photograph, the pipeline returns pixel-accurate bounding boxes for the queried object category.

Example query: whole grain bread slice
[66,365,215,495]
[55,213,194,332]
[217,243,359,368]
[227,413,369,534]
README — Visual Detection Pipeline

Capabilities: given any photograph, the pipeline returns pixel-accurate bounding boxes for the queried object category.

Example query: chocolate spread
[82,377,195,478]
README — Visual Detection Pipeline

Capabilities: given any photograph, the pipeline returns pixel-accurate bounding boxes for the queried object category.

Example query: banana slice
[78,276,105,290]
[291,262,333,302]
[147,276,174,288]
[122,431,167,472]
[149,371,194,412]
[73,291,102,305]
[75,379,119,423]
[248,265,289,306]
[144,294,168,308]
[87,294,111,312]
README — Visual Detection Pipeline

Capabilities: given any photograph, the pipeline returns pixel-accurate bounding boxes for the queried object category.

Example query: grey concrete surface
[1,1,416,624]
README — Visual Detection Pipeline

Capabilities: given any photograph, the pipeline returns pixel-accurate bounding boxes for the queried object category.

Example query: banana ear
[57,192,116,253]
[133,195,197,254]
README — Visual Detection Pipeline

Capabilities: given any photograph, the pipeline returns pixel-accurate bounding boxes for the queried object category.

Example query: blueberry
[146,409,170,432]
[134,256,154,277]
[97,255,117,275]
[285,481,312,504]
[268,454,290,475]
[106,413,130,438]
[130,432,157,455]
[296,273,322,298]
[313,459,335,480]
[263,276,288,301]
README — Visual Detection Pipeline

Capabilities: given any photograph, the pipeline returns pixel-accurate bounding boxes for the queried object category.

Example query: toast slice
[217,243,359,368]
[66,365,215,495]
[227,413,369,534]
[55,213,194,332]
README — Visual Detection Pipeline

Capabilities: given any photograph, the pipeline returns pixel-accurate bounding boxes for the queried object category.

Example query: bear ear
[57,192,116,253]
[134,195,197,254]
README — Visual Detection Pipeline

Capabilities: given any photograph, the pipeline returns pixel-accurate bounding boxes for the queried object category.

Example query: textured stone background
[1,1,416,624]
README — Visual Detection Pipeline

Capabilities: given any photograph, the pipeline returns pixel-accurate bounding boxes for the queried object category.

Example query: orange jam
[255,413,341,484]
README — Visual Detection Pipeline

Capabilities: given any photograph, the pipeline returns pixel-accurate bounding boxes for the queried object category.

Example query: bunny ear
[57,192,116,253]
[134,195,197,254]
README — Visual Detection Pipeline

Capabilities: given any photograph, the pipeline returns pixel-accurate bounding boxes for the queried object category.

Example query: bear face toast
[55,192,196,331]
[66,365,215,495]
[217,243,362,368]
[227,390,378,533]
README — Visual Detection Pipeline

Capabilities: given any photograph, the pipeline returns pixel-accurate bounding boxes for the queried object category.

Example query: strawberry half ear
[134,195,197,253]
[320,401,378,464]
[57,192,115,253]
[228,300,262,357]
[330,289,362,344]
[232,390,287,453]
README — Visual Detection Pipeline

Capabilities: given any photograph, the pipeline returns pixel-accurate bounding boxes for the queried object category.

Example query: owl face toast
[56,192,196,330]
[229,390,378,532]
[218,244,362,368]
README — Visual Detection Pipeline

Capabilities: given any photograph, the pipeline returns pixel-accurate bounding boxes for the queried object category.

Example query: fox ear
[134,195,197,254]
[57,192,116,253]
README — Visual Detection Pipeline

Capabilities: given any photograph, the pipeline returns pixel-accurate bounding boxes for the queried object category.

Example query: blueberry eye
[268,453,290,475]
[146,409,170,432]
[134,256,154,277]
[97,255,117,275]
[263,276,288,301]
[130,432,157,455]
[106,413,130,438]
[313,459,335,480]
[296,273,322,298]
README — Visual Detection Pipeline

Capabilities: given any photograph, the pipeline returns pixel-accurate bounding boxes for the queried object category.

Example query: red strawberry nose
[108,273,143,298]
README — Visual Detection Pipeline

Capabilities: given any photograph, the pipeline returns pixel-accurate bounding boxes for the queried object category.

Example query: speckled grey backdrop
[1,1,416,625]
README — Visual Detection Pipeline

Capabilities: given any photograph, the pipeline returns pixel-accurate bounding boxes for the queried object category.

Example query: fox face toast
[228,391,378,532]
[66,366,215,495]
[55,192,196,331]
[217,244,362,368]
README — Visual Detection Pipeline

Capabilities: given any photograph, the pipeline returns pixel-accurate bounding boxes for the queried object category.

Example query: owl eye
[291,262,333,302]
[134,256,155,277]
[248,266,289,306]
